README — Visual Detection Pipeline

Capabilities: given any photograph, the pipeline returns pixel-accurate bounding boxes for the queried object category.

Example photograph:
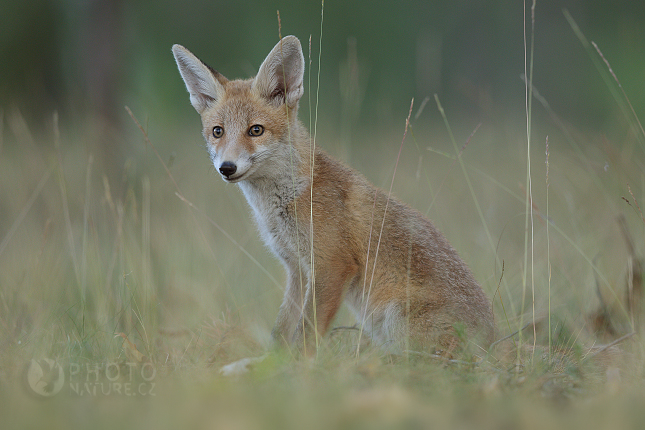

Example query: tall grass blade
[356,99,414,358]
[563,9,645,152]
[434,95,517,318]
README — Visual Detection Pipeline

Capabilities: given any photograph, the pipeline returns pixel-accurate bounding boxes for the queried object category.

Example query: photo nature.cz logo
[25,358,156,398]
[25,359,65,397]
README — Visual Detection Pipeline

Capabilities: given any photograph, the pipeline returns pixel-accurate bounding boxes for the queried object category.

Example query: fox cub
[172,36,494,357]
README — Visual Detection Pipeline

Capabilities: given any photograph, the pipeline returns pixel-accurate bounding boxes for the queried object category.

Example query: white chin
[222,173,245,183]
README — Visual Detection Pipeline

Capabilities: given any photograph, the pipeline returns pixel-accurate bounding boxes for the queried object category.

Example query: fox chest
[238,182,306,262]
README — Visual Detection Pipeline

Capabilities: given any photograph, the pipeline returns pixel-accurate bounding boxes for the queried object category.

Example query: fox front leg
[291,264,357,355]
[271,266,306,348]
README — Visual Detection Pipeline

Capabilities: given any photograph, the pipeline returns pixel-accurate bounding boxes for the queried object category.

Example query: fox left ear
[252,36,304,108]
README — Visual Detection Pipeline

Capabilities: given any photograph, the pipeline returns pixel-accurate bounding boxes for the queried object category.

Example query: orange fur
[172,36,494,358]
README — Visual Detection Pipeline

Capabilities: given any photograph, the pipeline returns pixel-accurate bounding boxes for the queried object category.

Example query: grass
[2,10,645,430]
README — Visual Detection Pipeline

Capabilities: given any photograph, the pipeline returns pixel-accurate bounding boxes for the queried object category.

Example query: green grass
[2,11,645,427]
[1,100,644,428]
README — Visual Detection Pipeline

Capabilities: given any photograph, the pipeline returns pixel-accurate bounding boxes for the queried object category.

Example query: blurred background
[1,2,645,426]
[0,0,644,362]
[2,0,644,153]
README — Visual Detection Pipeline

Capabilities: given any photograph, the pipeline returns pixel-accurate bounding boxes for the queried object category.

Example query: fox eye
[213,126,224,138]
[249,125,264,137]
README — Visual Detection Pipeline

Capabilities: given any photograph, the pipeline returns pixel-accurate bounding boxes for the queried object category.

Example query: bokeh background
[2,0,645,337]
[1,2,645,427]
[2,0,644,151]
[2,0,645,343]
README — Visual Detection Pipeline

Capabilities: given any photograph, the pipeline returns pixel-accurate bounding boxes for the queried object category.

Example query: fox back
[173,36,494,356]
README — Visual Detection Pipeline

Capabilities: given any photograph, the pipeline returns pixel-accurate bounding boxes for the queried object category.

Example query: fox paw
[219,355,266,377]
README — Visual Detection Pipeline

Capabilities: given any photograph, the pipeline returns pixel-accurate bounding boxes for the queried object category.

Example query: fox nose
[219,161,237,178]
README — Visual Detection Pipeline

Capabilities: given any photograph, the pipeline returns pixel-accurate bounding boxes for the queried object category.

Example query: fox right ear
[172,45,227,114]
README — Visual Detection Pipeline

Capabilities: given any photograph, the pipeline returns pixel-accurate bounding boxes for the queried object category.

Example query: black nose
[219,161,237,177]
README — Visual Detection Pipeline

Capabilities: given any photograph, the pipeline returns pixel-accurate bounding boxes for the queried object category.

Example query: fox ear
[172,45,227,114]
[252,36,304,108]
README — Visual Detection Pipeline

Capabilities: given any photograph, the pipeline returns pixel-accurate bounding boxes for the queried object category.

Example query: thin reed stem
[356,99,414,358]
[564,9,645,152]
[520,0,537,366]
[434,95,517,318]
[546,136,551,361]
[277,11,309,352]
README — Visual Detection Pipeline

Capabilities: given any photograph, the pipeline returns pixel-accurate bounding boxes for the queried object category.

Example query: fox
[172,36,494,365]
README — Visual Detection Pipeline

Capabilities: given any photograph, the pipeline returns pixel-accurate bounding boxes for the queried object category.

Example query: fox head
[172,36,305,183]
